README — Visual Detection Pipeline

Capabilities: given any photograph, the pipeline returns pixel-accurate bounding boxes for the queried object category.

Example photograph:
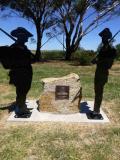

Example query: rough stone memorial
[38,73,82,114]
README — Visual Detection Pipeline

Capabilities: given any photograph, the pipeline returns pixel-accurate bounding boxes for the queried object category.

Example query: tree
[116,44,120,52]
[0,0,120,61]
[116,44,120,59]
[53,0,120,60]
[0,0,55,61]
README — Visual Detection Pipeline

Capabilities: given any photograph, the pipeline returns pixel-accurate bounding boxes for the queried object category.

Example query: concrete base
[7,100,110,123]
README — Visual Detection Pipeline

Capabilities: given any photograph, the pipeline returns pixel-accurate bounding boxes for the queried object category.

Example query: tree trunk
[35,22,42,61]
[65,35,72,60]
[65,36,82,60]
[35,41,42,61]
[65,48,72,60]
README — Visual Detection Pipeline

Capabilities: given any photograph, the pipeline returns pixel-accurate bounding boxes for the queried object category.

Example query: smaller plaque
[55,85,69,100]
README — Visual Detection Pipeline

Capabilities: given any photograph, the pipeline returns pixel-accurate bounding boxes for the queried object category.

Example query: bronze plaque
[55,85,69,100]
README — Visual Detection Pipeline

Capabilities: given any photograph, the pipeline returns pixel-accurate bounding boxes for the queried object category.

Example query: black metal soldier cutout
[10,27,36,118]
[87,28,117,120]
[0,27,35,118]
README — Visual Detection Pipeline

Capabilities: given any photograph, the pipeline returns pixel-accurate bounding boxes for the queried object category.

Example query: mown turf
[0,61,120,160]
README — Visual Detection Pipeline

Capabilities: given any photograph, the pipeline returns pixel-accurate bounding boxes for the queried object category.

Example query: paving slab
[7,100,110,123]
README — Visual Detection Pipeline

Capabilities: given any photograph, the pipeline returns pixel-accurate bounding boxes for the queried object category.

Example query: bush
[71,49,96,65]
[32,49,96,65]
[79,54,92,65]
[41,50,65,60]
[116,51,120,61]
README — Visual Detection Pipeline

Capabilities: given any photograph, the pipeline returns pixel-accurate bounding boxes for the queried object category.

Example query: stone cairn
[38,73,82,114]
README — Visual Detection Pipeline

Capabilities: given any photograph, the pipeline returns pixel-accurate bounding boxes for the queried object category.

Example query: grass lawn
[0,60,120,160]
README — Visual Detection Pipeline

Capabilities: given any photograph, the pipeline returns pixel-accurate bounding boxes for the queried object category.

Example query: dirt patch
[0,110,10,129]
[102,100,120,125]
[111,62,120,70]
[0,84,15,104]
[0,84,10,92]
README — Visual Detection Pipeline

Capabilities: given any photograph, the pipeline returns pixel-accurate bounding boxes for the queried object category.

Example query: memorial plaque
[55,85,69,100]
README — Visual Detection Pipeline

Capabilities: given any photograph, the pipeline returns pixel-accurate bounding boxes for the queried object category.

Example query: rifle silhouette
[109,30,120,43]
[0,28,52,49]
[91,29,120,64]
[0,28,17,42]
[0,28,36,68]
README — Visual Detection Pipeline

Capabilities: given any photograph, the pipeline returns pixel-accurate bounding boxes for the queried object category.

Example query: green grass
[0,126,120,160]
[0,61,120,160]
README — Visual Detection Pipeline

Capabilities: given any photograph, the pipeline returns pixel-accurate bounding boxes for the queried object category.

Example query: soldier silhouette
[87,28,117,120]
[8,27,35,118]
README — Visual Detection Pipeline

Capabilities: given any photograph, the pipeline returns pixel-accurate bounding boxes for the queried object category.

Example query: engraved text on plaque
[55,86,69,100]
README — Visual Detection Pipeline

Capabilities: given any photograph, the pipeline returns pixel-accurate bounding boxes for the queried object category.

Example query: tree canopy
[52,0,120,59]
[0,0,56,60]
[0,0,120,60]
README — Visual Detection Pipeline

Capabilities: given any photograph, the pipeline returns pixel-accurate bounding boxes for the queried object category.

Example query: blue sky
[0,10,120,51]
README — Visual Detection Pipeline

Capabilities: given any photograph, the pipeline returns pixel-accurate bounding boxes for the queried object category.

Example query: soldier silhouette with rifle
[0,27,35,118]
[87,28,117,120]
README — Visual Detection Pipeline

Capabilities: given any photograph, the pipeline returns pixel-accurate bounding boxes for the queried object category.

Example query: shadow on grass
[0,102,16,113]
[79,101,91,113]
[69,61,81,66]
[35,58,65,63]
[69,61,93,67]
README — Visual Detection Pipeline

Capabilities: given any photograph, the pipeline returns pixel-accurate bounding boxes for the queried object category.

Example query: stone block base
[38,73,82,114]
[39,91,82,114]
